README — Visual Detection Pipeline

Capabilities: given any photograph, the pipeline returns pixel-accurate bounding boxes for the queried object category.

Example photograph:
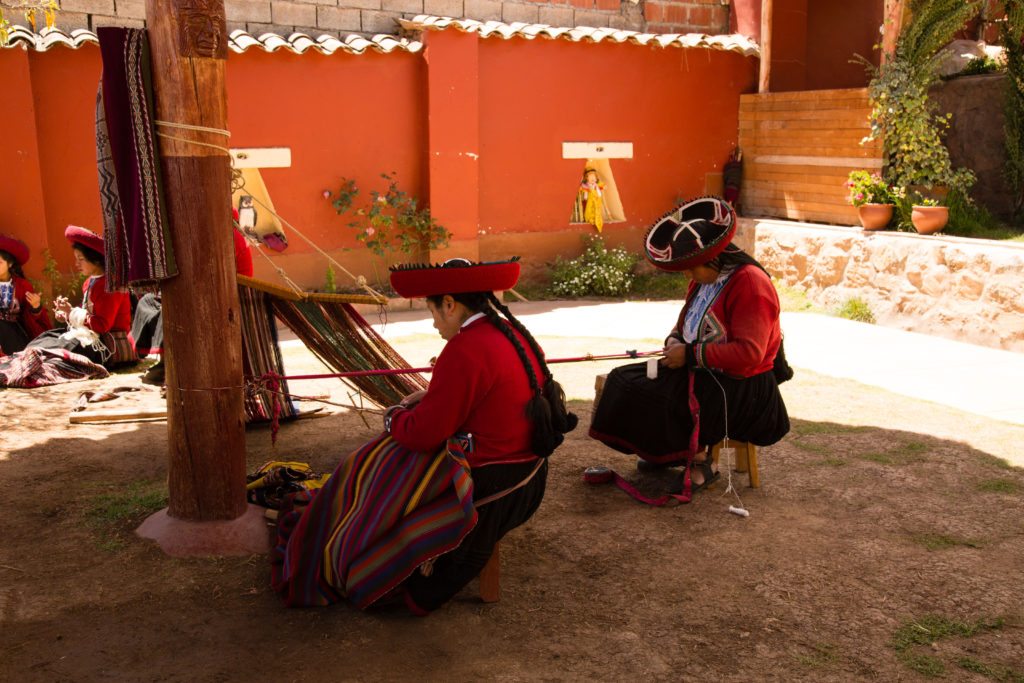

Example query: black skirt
[130,293,163,356]
[589,361,789,462]
[0,320,30,356]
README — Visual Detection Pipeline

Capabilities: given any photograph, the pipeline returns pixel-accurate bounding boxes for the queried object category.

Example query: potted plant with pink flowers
[846,170,897,230]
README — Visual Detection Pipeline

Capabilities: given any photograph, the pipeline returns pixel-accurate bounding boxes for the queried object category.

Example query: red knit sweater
[675,265,782,378]
[389,317,544,468]
[83,275,131,334]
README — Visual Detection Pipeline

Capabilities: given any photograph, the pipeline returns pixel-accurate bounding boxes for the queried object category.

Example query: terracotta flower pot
[911,206,949,235]
[857,203,894,230]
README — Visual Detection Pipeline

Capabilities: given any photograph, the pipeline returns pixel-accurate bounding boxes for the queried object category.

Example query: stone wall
[44,0,730,37]
[739,218,1024,353]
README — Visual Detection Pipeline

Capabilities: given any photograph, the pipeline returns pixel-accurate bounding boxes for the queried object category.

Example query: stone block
[955,271,986,301]
[247,21,300,35]
[538,5,573,26]
[573,9,609,26]
[273,1,318,25]
[293,0,338,4]
[226,0,272,23]
[59,0,115,14]
[317,6,361,29]
[502,2,539,23]
[51,11,91,30]
[92,14,145,28]
[360,9,400,33]
[608,13,643,30]
[424,0,461,15]
[382,0,422,12]
[464,0,502,21]
[115,0,146,19]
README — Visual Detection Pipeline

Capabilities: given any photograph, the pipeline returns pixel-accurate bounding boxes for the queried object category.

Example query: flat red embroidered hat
[643,196,736,272]
[390,258,521,298]
[0,234,30,266]
[64,225,105,255]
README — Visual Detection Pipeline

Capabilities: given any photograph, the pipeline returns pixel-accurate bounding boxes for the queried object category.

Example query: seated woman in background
[132,209,254,385]
[272,258,576,615]
[0,225,136,387]
[0,235,51,356]
[590,196,791,497]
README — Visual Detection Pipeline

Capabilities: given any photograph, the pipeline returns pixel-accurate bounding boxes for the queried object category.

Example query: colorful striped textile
[271,434,478,609]
[236,275,427,408]
[0,347,109,388]
[237,285,298,422]
[96,27,176,291]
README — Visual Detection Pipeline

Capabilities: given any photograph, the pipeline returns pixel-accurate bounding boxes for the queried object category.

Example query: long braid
[479,303,541,395]
[486,293,552,382]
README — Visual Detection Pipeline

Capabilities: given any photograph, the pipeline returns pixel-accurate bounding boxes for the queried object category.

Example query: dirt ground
[2,330,1023,682]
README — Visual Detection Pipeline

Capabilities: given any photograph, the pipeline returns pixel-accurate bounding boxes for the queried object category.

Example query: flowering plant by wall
[846,171,895,207]
[551,235,637,297]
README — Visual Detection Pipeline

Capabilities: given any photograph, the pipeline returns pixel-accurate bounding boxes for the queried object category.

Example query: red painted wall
[770,0,808,92]
[805,0,883,90]
[478,38,754,235]
[0,37,754,288]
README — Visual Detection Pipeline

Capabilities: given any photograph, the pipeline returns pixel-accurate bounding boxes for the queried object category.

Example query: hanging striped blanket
[271,434,477,609]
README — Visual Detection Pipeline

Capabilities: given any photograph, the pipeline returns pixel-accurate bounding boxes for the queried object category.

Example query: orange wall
[0,50,51,283]
[1,37,754,288]
[805,0,883,89]
[478,37,754,236]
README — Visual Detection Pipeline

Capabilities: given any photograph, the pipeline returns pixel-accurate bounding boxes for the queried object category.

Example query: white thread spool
[646,357,659,380]
[728,506,749,518]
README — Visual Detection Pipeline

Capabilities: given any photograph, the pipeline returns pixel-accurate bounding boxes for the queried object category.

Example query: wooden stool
[479,541,501,603]
[709,439,760,488]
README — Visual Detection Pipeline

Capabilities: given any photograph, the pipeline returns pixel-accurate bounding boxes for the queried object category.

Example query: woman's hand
[25,291,42,310]
[660,343,687,369]
[400,389,427,408]
[53,296,72,322]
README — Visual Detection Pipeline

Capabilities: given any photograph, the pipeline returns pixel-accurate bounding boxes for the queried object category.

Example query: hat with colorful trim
[643,196,736,272]
[64,225,105,255]
[390,257,521,298]
[0,235,30,266]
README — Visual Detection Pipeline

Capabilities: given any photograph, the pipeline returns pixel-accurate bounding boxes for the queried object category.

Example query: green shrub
[837,297,875,324]
[550,235,637,298]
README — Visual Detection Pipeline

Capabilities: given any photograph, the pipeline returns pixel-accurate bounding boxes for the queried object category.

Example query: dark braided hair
[426,286,577,456]
[0,250,25,279]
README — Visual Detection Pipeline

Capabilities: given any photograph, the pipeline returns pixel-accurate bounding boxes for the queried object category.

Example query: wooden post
[146,0,247,522]
[881,0,906,66]
[758,0,773,93]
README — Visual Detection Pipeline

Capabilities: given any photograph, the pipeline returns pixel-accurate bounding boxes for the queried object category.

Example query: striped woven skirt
[271,434,478,609]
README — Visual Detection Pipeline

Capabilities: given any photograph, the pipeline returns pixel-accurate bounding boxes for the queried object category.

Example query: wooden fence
[738,88,883,225]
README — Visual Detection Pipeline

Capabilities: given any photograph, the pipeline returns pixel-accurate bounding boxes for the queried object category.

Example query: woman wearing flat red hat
[272,257,576,615]
[28,225,136,367]
[590,197,791,497]
[0,235,51,355]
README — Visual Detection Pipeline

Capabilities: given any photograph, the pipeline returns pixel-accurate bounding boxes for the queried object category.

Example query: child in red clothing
[0,235,51,356]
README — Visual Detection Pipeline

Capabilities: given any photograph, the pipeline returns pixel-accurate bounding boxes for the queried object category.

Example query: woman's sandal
[667,458,720,496]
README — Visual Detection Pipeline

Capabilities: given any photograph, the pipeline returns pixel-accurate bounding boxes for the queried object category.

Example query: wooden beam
[147,0,248,522]
[881,0,906,65]
[759,0,773,93]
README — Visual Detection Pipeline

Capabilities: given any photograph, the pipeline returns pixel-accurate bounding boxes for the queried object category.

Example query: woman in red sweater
[590,197,791,496]
[272,258,576,614]
[0,235,51,356]
[30,225,136,367]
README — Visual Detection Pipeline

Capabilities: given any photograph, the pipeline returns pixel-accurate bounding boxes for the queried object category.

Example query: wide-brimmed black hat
[644,196,736,272]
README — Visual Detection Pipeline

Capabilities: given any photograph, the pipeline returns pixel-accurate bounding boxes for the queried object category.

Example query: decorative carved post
[146,0,247,522]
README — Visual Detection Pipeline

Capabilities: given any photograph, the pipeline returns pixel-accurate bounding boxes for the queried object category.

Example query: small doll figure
[577,168,606,233]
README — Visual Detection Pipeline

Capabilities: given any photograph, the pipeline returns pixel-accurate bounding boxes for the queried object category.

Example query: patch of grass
[893,615,1006,678]
[903,441,929,454]
[792,440,828,454]
[816,457,847,467]
[861,452,896,465]
[96,537,128,553]
[791,422,871,437]
[86,482,167,525]
[860,449,927,466]
[978,454,1017,471]
[629,272,691,300]
[795,642,838,668]
[774,280,821,313]
[836,297,876,324]
[976,479,1021,494]
[910,533,983,551]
